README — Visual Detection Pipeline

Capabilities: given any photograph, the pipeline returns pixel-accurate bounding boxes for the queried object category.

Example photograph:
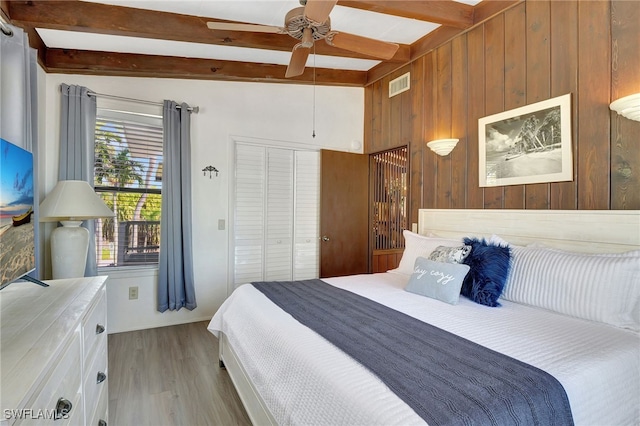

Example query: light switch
[218,219,225,230]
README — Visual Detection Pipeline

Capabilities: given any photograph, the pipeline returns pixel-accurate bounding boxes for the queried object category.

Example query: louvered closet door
[294,151,319,280]
[265,148,294,281]
[234,144,265,286]
[233,143,319,288]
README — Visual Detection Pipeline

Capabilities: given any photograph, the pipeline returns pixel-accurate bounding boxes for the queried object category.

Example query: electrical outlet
[129,286,138,300]
[218,219,225,230]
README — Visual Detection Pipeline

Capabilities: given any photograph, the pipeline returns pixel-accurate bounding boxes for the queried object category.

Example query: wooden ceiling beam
[4,0,521,86]
[44,49,367,87]
[338,0,474,29]
[7,0,409,62]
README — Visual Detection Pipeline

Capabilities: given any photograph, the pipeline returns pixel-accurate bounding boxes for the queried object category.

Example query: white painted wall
[38,73,364,333]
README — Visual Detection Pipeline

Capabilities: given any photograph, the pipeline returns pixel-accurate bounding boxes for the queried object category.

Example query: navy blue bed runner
[252,279,574,426]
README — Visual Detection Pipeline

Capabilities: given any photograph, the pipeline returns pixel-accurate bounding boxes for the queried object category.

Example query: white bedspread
[208,273,640,425]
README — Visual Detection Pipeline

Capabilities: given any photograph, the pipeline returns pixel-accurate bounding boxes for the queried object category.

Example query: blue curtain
[58,84,98,276]
[0,23,40,278]
[158,101,196,312]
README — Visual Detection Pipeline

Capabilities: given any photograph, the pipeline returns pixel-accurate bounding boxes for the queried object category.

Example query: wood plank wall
[365,0,640,227]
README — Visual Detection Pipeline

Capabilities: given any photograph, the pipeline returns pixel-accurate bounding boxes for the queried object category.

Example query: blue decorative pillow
[461,237,512,307]
[405,257,470,305]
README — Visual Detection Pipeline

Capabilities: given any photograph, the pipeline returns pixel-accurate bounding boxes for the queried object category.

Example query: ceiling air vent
[389,72,410,98]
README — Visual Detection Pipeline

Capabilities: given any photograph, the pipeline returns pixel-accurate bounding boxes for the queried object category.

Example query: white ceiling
[36,0,481,72]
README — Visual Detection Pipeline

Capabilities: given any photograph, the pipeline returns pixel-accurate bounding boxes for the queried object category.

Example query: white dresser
[1,276,109,426]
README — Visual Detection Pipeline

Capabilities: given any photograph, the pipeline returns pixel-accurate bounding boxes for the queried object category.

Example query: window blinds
[94,111,163,267]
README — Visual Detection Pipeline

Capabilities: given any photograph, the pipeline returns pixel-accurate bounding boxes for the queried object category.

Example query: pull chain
[312,42,316,138]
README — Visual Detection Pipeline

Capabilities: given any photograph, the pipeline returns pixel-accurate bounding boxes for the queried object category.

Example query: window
[94,110,163,267]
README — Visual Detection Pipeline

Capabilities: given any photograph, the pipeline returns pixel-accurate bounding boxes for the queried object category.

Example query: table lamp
[39,180,114,279]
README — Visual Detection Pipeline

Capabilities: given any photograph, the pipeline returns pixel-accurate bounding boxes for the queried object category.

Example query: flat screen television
[0,138,42,290]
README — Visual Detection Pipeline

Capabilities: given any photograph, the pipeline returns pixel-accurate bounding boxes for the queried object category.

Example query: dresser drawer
[83,336,108,423]
[89,383,109,426]
[15,330,83,425]
[83,287,107,362]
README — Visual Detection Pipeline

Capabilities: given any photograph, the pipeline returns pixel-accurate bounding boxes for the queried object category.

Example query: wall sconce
[350,140,362,152]
[202,165,219,178]
[427,138,459,156]
[610,93,640,122]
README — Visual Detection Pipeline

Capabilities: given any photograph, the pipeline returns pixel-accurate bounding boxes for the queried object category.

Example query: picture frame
[478,93,573,187]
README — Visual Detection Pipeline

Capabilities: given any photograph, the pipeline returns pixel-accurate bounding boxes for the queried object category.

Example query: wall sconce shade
[610,93,640,122]
[427,138,459,156]
[39,180,114,279]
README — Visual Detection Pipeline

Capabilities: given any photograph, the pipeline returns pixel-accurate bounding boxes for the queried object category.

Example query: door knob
[322,236,330,242]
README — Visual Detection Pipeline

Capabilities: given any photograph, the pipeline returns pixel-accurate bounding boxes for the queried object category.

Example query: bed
[208,209,640,425]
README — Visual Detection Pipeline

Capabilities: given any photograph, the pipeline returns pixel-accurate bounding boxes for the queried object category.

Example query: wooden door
[320,150,369,278]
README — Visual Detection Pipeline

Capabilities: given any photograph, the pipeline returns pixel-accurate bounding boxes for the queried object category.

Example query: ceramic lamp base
[50,220,89,279]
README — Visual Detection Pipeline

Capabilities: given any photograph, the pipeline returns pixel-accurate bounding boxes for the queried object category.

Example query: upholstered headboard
[418,209,640,253]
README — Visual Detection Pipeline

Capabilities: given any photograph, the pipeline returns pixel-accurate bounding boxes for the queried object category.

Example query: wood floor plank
[108,321,251,426]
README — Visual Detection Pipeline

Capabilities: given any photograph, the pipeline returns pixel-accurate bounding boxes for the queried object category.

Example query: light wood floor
[108,321,251,426]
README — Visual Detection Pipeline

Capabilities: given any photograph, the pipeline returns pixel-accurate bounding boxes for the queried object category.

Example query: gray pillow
[428,245,472,264]
[405,257,470,305]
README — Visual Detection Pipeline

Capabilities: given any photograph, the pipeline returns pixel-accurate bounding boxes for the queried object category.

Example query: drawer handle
[98,420,107,426]
[96,371,107,384]
[96,324,106,334]
[55,397,73,420]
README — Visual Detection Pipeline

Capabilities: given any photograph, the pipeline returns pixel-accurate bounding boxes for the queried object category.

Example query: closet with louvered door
[233,143,319,289]
[293,150,320,280]
[265,148,294,281]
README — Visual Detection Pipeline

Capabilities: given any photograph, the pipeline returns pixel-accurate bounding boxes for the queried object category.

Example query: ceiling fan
[206,0,400,78]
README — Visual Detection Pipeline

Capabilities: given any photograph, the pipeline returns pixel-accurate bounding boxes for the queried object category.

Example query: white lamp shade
[39,180,114,222]
[427,138,459,156]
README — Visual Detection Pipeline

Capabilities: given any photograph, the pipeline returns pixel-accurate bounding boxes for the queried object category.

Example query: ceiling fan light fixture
[207,0,398,78]
[285,7,330,42]
[301,27,314,48]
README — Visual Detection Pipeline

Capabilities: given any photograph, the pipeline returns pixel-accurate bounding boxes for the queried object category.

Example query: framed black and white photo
[478,93,573,187]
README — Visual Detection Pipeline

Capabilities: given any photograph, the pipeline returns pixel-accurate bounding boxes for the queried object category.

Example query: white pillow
[388,230,461,276]
[502,246,640,331]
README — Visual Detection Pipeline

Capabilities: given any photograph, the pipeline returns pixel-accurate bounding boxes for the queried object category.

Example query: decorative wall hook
[202,165,219,178]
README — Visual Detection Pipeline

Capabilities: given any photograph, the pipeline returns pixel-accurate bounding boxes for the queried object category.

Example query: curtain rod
[0,19,13,37]
[87,91,199,113]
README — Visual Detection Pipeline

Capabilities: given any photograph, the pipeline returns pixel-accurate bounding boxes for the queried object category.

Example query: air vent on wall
[389,72,410,98]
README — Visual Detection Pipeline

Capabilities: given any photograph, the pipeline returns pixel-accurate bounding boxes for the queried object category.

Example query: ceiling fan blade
[326,31,399,60]
[206,22,283,34]
[285,44,311,78]
[304,0,338,24]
